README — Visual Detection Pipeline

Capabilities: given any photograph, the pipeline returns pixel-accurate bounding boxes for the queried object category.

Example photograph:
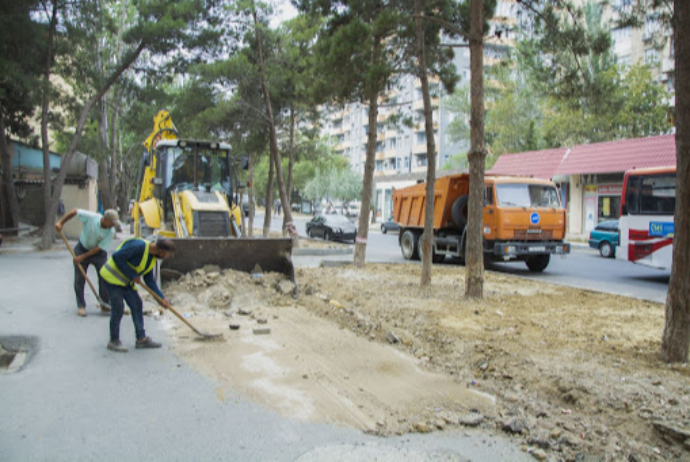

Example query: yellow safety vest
[100,238,156,287]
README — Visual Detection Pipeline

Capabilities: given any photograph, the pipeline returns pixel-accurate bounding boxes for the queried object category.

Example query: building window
[644,14,660,39]
[416,132,426,144]
[613,0,632,11]
[389,138,397,149]
[375,160,383,172]
[645,48,660,65]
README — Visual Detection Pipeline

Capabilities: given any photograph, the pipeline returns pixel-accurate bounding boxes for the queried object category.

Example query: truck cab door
[483,186,496,239]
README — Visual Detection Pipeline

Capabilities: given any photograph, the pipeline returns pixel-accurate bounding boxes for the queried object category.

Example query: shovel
[137,281,223,340]
[59,230,111,312]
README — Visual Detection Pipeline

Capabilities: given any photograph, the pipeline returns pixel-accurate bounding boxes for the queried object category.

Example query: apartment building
[321,1,519,219]
[595,0,675,104]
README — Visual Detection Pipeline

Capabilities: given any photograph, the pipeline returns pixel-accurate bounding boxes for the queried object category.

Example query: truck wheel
[451,195,469,229]
[401,230,419,260]
[525,254,550,272]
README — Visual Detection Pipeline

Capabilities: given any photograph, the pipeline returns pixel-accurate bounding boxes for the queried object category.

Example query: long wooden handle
[137,281,207,337]
[60,230,103,305]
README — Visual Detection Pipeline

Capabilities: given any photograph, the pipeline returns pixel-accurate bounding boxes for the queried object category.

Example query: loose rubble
[158,261,689,461]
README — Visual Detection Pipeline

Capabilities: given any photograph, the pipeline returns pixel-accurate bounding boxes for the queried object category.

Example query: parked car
[306,214,357,242]
[588,220,619,258]
[380,217,401,234]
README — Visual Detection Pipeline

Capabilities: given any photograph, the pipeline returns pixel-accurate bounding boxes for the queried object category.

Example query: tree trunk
[248,152,255,237]
[660,0,690,362]
[98,160,114,210]
[252,3,297,246]
[263,152,274,238]
[415,0,437,287]
[353,96,379,267]
[287,104,295,209]
[465,0,486,299]
[0,113,20,232]
[40,3,58,247]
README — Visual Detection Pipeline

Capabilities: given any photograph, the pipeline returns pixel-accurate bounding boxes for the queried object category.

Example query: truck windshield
[162,146,230,195]
[495,183,560,208]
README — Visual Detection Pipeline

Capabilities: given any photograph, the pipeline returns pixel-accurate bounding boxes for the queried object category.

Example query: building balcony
[383,149,398,159]
[385,129,398,139]
[662,57,674,73]
[413,143,427,155]
[412,98,439,111]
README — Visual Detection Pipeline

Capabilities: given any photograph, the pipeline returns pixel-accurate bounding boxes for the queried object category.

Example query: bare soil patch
[156,260,689,461]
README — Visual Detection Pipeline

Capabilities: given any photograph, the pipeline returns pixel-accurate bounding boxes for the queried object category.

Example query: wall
[16,183,45,226]
[567,176,584,237]
[59,180,99,240]
[16,181,98,237]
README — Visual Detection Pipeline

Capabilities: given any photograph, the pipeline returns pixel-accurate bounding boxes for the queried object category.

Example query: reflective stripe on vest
[100,238,155,287]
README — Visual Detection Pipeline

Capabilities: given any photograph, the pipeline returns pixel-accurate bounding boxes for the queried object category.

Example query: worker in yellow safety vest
[100,238,176,353]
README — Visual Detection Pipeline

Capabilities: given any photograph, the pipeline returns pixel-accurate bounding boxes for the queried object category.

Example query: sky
[270,0,298,28]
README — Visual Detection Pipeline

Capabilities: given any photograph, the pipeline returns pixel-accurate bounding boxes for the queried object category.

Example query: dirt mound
[158,263,689,461]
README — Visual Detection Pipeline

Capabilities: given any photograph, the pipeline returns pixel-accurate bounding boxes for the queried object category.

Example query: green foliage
[303,165,360,203]
[251,136,348,204]
[617,63,673,138]
[0,0,44,139]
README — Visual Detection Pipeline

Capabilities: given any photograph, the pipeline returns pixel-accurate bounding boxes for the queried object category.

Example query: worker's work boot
[135,337,162,349]
[107,340,128,353]
[77,307,87,317]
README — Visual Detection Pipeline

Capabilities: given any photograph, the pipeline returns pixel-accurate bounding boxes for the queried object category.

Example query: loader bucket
[160,237,295,283]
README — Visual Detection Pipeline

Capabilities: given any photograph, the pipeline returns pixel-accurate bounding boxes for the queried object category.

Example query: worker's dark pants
[105,283,146,342]
[73,242,110,308]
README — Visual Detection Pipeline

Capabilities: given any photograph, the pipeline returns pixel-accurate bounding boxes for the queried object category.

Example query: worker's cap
[103,209,121,226]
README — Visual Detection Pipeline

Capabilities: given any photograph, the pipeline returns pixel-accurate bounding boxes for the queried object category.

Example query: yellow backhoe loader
[131,110,294,280]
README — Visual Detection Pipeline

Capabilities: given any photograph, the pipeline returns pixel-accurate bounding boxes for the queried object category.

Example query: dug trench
[150,259,690,461]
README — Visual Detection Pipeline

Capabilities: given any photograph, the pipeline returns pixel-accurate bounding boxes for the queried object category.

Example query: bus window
[639,175,675,215]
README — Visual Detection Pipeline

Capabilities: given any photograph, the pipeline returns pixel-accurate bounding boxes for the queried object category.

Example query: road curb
[293,247,353,256]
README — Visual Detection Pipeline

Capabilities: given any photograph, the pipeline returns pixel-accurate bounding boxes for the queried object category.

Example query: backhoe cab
[135,139,245,239]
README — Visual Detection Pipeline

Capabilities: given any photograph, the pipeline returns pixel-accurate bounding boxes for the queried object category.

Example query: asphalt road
[0,236,530,462]
[269,212,670,304]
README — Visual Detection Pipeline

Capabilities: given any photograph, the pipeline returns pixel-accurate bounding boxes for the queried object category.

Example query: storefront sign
[598,184,622,195]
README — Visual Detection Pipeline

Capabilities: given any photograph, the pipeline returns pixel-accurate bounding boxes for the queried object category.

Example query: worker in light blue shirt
[55,208,120,317]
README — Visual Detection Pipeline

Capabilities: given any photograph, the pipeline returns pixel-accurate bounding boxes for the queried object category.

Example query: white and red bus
[617,166,676,270]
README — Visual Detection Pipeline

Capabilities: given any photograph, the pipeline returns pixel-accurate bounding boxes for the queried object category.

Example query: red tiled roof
[488,134,677,179]
[555,134,676,175]
[488,147,567,180]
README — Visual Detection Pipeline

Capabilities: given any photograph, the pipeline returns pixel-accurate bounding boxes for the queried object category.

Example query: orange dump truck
[392,174,570,272]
